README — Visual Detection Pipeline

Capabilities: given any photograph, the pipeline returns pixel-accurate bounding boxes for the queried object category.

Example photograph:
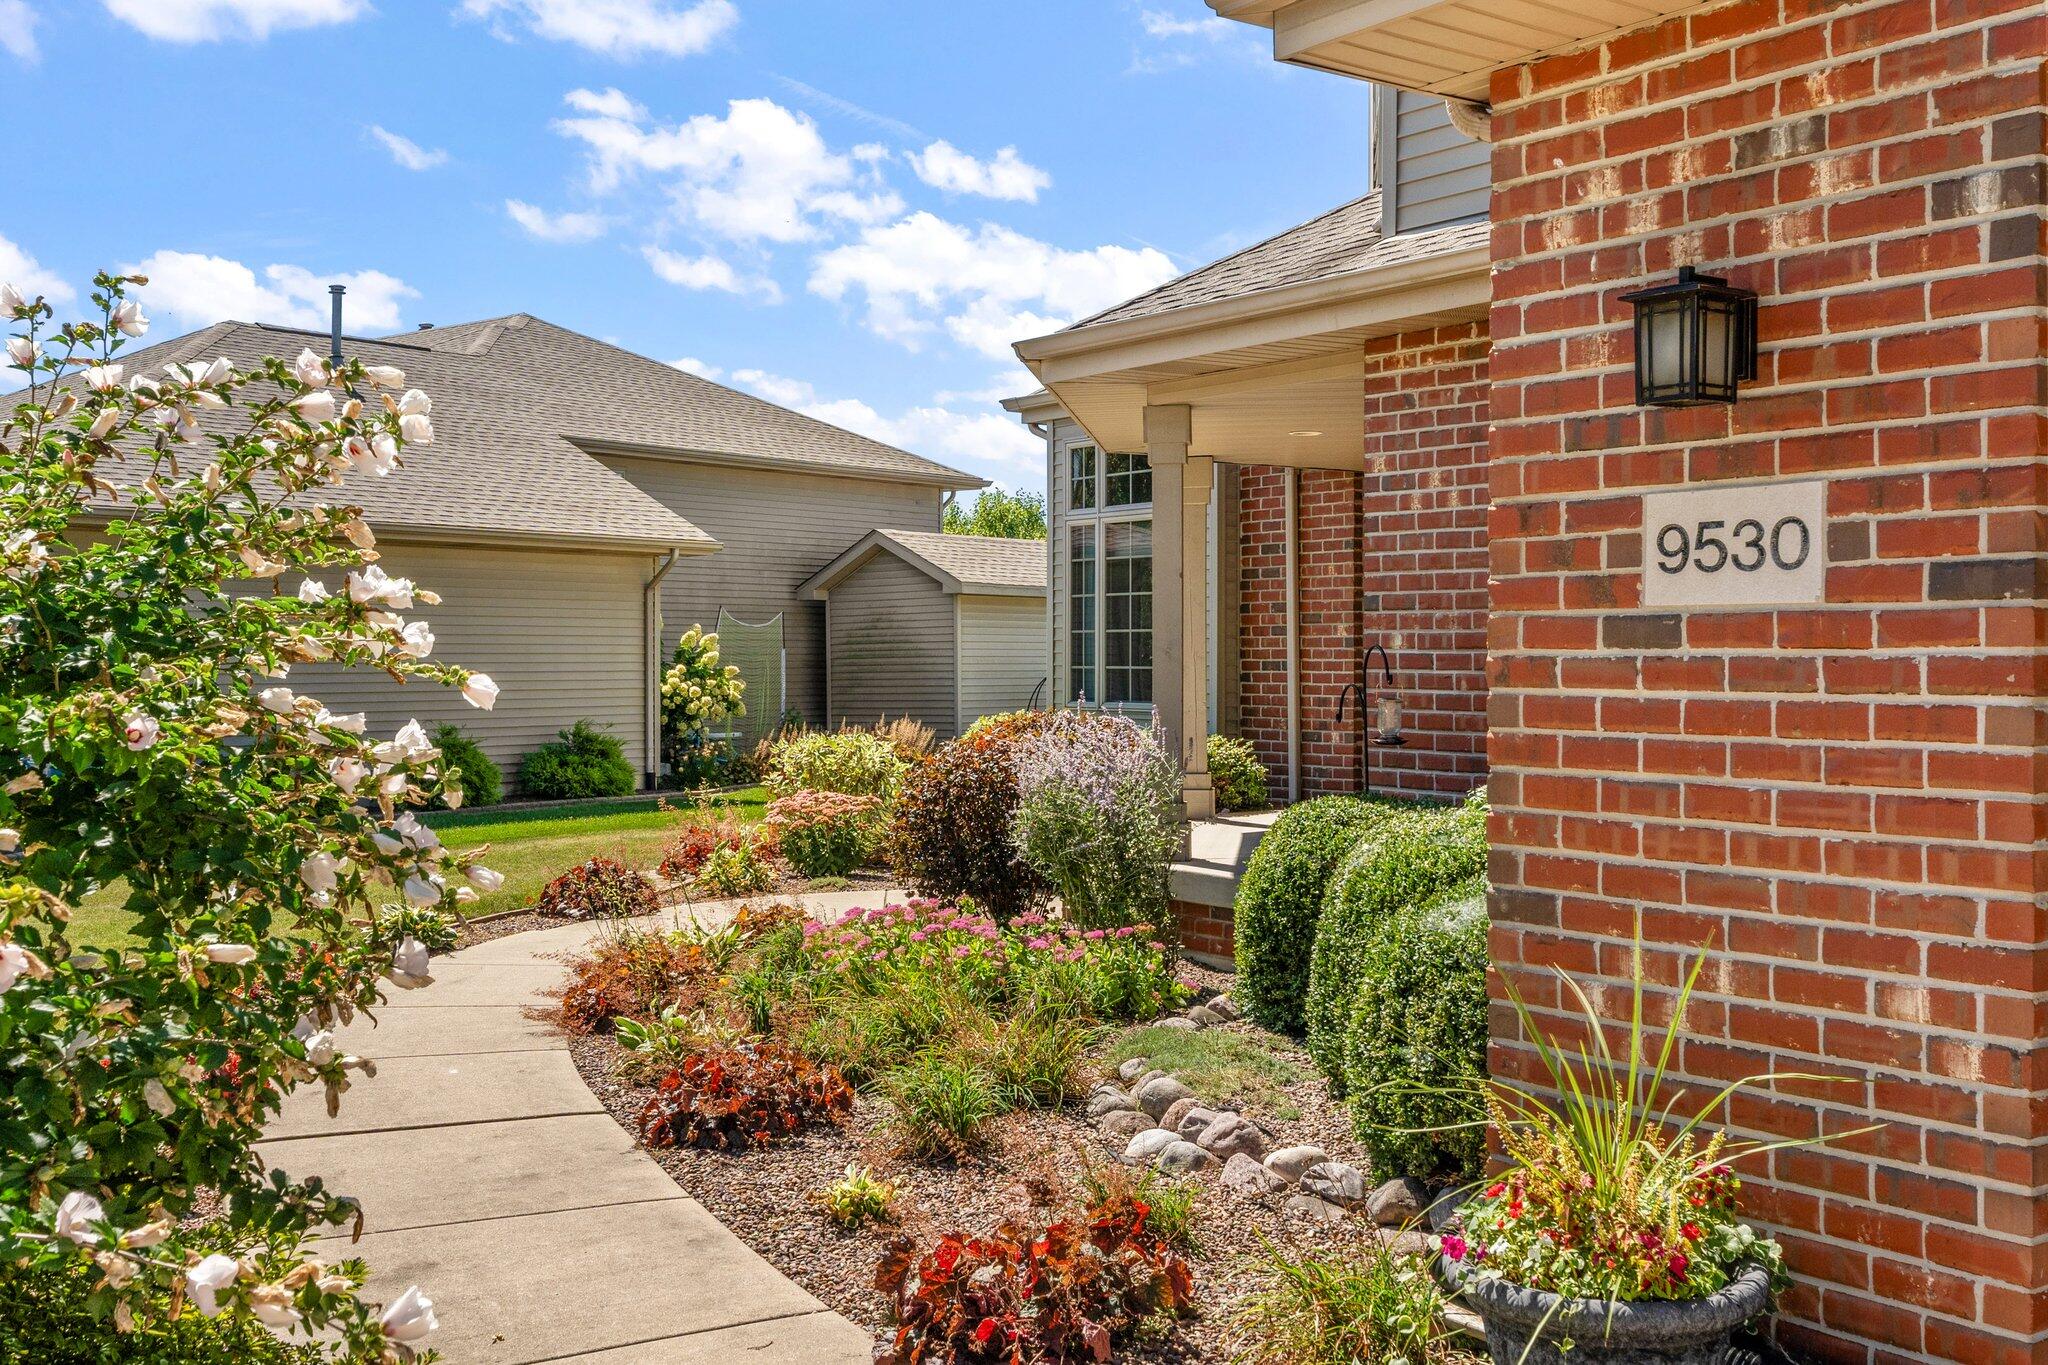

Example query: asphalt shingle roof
[1070,190,1489,330]
[876,530,1046,593]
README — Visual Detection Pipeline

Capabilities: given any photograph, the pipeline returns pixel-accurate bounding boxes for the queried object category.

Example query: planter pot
[1447,1260,1774,1365]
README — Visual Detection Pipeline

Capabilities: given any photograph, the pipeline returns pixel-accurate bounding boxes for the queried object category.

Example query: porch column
[1146,403,1215,819]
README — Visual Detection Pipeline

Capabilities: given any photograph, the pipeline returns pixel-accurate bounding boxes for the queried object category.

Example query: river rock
[1123,1128,1179,1163]
[1156,1016,1201,1031]
[1302,1161,1369,1208]
[1282,1193,1348,1225]
[1206,995,1239,1021]
[1220,1153,1290,1198]
[1117,1057,1149,1084]
[1184,1005,1227,1027]
[1154,1141,1220,1176]
[1100,1110,1154,1141]
[1159,1096,1202,1133]
[1376,1229,1432,1259]
[1088,1089,1140,1120]
[1134,1075,1194,1119]
[1263,1145,1330,1183]
[1367,1176,1431,1228]
[1135,1069,1168,1093]
[1195,1112,1267,1162]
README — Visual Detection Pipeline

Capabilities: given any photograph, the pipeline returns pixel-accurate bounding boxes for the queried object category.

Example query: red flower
[1441,1234,1468,1262]
[1486,1182,1507,1199]
[1681,1222,1703,1242]
[973,1318,998,1346]
[1668,1252,1689,1282]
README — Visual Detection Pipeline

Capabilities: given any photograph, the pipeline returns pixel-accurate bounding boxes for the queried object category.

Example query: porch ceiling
[1016,244,1487,467]
[1207,0,1718,101]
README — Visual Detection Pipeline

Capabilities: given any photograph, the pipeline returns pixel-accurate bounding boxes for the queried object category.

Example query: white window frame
[1059,437,1153,716]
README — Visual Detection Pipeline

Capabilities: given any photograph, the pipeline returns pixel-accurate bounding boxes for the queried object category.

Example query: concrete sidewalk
[260,892,884,1364]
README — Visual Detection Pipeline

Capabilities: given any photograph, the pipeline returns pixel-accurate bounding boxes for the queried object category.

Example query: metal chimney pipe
[328,285,345,366]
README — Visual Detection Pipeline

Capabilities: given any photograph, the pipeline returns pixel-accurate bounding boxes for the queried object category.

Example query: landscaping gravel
[565,1002,1408,1363]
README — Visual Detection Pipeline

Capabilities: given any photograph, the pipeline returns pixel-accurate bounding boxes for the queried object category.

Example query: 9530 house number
[1640,479,1826,608]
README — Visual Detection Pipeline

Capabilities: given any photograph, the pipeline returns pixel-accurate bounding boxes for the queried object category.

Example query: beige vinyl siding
[291,540,651,790]
[596,454,941,726]
[1374,86,1489,235]
[958,595,1050,729]
[823,552,957,736]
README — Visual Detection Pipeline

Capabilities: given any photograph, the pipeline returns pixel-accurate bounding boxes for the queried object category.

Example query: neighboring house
[1014,2,2048,1360]
[800,530,1048,738]
[84,312,982,789]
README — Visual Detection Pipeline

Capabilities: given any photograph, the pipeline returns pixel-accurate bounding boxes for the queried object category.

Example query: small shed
[800,530,1048,739]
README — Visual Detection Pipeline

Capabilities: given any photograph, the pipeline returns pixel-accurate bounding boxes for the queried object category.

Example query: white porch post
[1146,403,1215,819]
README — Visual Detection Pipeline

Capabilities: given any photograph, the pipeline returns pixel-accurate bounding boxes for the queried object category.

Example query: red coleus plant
[536,855,659,921]
[874,1187,1194,1364]
[637,1042,853,1150]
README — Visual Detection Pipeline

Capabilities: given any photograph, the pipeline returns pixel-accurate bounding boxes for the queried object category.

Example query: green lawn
[64,787,769,948]
[1110,1023,1310,1121]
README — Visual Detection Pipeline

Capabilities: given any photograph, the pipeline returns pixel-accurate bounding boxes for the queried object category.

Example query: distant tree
[944,488,1046,539]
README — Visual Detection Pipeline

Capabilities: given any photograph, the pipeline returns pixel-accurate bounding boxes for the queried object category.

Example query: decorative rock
[1282,1193,1348,1225]
[1134,1069,1168,1092]
[1301,1161,1370,1208]
[1263,1145,1330,1183]
[1206,995,1239,1021]
[1428,1183,1474,1233]
[1156,1016,1201,1031]
[1123,1128,1179,1163]
[1195,1112,1267,1162]
[1100,1110,1154,1141]
[1376,1229,1432,1259]
[1184,1005,1227,1027]
[1173,1106,1221,1142]
[1117,1057,1149,1084]
[1159,1096,1203,1134]
[1087,1089,1140,1120]
[1367,1176,1431,1228]
[1134,1075,1194,1119]
[1153,1141,1220,1176]
[1220,1152,1290,1199]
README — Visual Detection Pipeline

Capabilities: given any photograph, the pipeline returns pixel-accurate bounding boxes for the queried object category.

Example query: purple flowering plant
[1009,712,1181,930]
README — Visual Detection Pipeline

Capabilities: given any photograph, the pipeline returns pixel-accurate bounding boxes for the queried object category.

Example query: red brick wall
[1486,2,2047,1361]
[1233,324,1493,802]
[1361,323,1492,798]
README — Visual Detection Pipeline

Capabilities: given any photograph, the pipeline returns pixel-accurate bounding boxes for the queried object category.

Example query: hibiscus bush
[0,274,492,1356]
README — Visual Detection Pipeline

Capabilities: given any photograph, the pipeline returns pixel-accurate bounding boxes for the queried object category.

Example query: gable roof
[42,319,716,554]
[802,530,1047,600]
[1066,189,1489,331]
[403,315,985,490]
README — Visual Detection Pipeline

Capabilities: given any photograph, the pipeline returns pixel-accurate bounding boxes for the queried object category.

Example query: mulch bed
[561,982,1402,1363]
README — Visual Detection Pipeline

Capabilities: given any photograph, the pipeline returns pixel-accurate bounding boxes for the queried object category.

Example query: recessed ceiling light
[1289,430,1323,438]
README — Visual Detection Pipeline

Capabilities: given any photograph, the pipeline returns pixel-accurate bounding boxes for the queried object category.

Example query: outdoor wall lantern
[1619,266,1758,407]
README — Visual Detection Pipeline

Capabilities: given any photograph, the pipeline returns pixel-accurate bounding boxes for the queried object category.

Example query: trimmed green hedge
[519,720,637,800]
[1340,883,1489,1179]
[433,722,503,808]
[1303,790,1488,1083]
[1231,797,1397,1035]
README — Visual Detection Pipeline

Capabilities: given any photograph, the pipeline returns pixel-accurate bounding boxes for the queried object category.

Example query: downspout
[1284,468,1300,804]
[643,549,681,790]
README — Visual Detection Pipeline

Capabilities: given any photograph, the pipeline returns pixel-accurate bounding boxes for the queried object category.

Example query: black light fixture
[1334,643,1405,797]
[1618,266,1758,407]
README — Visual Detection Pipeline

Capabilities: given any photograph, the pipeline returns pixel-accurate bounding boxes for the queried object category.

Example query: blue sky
[0,0,1371,491]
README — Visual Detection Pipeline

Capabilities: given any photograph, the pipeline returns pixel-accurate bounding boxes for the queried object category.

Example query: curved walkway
[259,893,879,1364]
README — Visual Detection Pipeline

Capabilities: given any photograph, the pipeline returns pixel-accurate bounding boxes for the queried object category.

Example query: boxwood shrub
[1230,796,1396,1035]
[1302,789,1488,1083]
[1339,883,1489,1179]
[432,722,503,808]
[519,720,637,799]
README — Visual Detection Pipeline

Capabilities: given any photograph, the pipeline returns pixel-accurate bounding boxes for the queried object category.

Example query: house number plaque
[1640,478,1826,608]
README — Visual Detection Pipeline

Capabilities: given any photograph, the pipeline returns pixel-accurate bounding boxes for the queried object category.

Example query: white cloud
[671,356,722,380]
[909,141,1051,203]
[506,199,609,243]
[0,234,74,306]
[126,250,416,331]
[368,125,449,172]
[459,0,736,59]
[935,369,1043,406]
[1130,5,1259,72]
[808,211,1175,358]
[731,368,1042,478]
[102,0,368,42]
[1139,8,1234,39]
[0,1,38,61]
[553,92,902,243]
[643,245,779,301]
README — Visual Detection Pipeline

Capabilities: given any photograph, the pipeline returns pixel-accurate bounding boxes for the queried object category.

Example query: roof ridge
[1066,190,1380,331]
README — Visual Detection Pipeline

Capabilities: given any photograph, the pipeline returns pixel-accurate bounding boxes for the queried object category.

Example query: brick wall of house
[1486,2,2047,1360]
[1233,324,1493,802]
[1360,322,1493,799]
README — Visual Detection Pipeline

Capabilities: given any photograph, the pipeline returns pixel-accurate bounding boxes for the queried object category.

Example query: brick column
[1487,2,2047,1360]
[1297,469,1364,795]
